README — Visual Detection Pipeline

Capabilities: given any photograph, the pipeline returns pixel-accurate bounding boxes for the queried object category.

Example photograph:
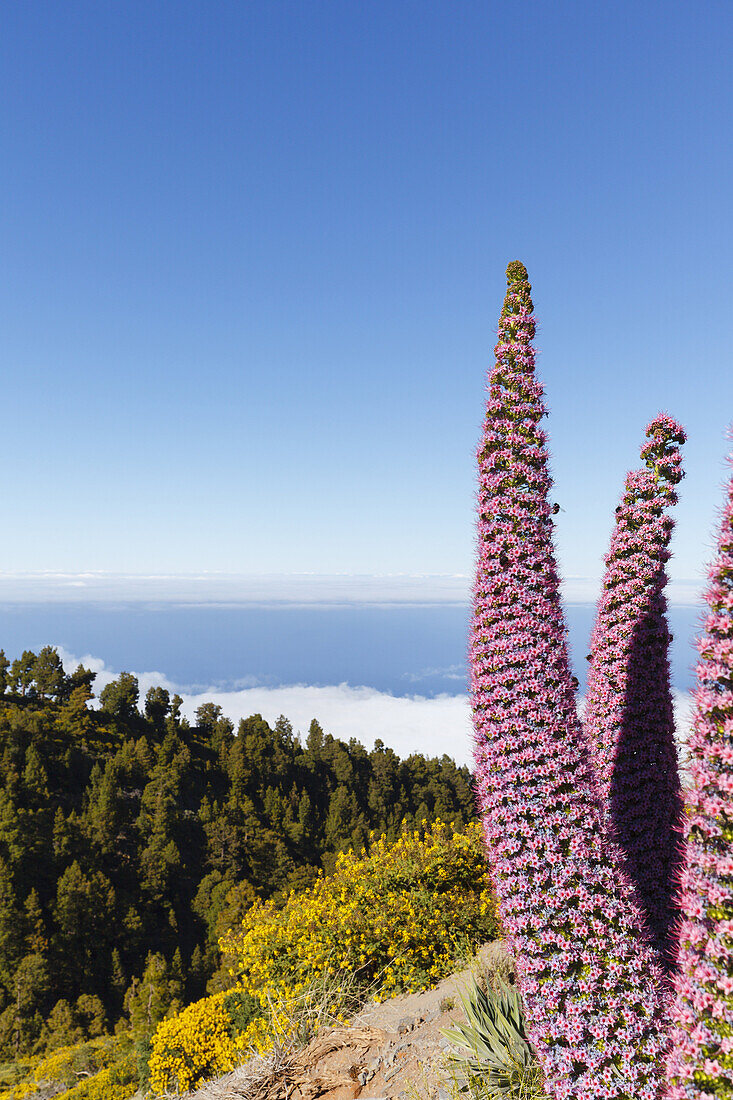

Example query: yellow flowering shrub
[60,1058,138,1100]
[224,818,497,997]
[0,1036,117,1100]
[149,819,497,1096]
[148,990,268,1095]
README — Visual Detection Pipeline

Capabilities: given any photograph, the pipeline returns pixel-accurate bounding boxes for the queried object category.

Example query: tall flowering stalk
[665,450,733,1100]
[471,262,667,1100]
[584,415,686,963]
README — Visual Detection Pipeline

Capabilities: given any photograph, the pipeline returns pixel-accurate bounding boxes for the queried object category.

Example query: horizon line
[0,571,705,607]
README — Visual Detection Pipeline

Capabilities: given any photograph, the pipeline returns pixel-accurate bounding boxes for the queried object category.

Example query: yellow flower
[151,821,497,1097]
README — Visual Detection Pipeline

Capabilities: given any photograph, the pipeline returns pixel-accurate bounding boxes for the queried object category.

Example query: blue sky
[1,0,731,583]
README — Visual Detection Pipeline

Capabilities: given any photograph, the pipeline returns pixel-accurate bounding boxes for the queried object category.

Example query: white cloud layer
[181,684,475,765]
[55,647,474,764]
[0,572,471,606]
[0,572,704,607]
[55,648,697,773]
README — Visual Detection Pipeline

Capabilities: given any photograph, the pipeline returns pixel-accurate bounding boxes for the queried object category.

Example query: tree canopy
[0,647,474,1059]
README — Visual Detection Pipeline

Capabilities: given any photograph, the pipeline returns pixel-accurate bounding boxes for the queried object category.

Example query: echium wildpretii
[471,262,668,1100]
[584,415,686,964]
[665,448,733,1100]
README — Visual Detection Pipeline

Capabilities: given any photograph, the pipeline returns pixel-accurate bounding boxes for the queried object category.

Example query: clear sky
[1,0,731,584]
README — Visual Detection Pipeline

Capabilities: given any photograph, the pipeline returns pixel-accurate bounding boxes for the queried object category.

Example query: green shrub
[223,990,264,1037]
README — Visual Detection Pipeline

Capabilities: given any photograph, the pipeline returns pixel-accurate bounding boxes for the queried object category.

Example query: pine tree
[0,858,22,992]
[75,993,107,1038]
[188,944,207,1000]
[8,954,49,1056]
[584,415,685,962]
[22,745,49,803]
[125,952,181,1041]
[145,686,171,728]
[45,998,84,1050]
[8,652,36,697]
[52,807,75,863]
[54,862,115,987]
[665,450,733,1099]
[32,647,66,699]
[99,672,140,722]
[470,262,667,1100]
[23,890,47,955]
[111,948,126,1003]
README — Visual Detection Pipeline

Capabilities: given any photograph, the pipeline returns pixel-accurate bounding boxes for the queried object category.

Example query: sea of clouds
[13,570,699,770]
[55,646,695,770]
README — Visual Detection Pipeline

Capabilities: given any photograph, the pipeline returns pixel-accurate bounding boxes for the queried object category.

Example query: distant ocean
[0,600,703,696]
[0,590,704,766]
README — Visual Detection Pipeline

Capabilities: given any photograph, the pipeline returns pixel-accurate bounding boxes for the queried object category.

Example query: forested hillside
[0,645,474,1061]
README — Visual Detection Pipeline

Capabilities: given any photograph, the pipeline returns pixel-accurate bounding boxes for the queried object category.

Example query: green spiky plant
[441,979,549,1100]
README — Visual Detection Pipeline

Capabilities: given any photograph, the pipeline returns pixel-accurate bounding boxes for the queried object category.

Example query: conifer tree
[0,858,22,989]
[665,451,733,1100]
[125,952,181,1041]
[584,415,685,962]
[32,647,66,699]
[471,262,667,1100]
[23,890,46,955]
[111,948,126,1003]
[45,998,84,1050]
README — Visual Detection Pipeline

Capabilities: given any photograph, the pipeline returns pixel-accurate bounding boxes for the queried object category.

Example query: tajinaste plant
[584,415,686,963]
[471,262,668,1100]
[665,449,733,1100]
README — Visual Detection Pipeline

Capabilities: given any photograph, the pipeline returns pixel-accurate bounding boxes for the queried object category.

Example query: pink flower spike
[665,440,733,1099]
[471,263,667,1100]
[584,414,686,964]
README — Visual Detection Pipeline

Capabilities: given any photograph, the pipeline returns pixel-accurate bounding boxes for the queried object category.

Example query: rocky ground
[188,942,510,1100]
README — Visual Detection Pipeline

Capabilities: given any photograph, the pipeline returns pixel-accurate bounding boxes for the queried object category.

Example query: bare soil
[188,942,509,1100]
